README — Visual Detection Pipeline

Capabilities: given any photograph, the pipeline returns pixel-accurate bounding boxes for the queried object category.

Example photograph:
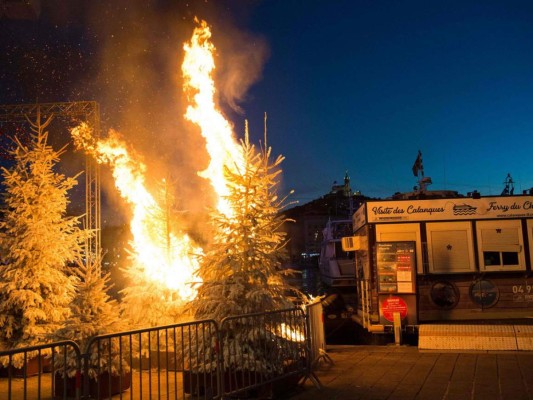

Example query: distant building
[282,172,372,266]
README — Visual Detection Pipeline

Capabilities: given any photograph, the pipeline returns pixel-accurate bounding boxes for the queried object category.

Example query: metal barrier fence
[219,307,311,398]
[0,308,323,399]
[82,319,221,399]
[0,340,82,400]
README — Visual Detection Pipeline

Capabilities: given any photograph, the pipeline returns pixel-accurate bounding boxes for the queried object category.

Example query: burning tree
[181,19,305,380]
[152,178,182,267]
[187,127,303,373]
[190,131,297,317]
[71,124,201,328]
[0,114,86,365]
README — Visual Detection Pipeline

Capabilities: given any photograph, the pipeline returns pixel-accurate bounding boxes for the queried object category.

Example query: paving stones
[284,345,533,400]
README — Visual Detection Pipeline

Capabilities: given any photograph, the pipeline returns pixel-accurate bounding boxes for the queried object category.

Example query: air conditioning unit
[341,236,367,251]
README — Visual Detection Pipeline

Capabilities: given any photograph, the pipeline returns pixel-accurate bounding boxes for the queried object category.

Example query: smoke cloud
[47,2,267,238]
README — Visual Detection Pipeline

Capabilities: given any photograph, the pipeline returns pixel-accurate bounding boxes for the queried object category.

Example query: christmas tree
[53,253,127,378]
[187,125,303,373]
[70,122,198,329]
[119,179,192,328]
[0,114,86,367]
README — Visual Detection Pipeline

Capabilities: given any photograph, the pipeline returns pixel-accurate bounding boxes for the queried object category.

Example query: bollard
[393,312,402,345]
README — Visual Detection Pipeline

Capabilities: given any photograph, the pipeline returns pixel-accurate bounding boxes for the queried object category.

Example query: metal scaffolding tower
[0,101,101,263]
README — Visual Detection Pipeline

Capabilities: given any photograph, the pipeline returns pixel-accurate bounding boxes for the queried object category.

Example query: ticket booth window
[483,251,519,266]
[426,222,475,273]
[477,220,524,271]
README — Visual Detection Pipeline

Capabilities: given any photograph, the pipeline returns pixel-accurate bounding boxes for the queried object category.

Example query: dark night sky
[243,0,533,201]
[2,0,533,208]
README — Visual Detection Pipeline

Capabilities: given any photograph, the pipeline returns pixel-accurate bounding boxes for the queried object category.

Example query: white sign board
[364,196,533,224]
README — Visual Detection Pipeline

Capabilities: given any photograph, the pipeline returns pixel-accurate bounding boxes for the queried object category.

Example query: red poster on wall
[381,296,408,322]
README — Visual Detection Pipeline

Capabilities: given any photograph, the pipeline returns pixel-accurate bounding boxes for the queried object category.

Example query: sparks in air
[182,19,244,218]
[71,124,201,302]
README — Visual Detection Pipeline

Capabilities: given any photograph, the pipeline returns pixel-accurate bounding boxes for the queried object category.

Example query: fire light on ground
[71,125,201,302]
[275,323,305,343]
[182,18,244,218]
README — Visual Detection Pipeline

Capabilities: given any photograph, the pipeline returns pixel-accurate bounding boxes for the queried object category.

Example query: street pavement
[3,344,533,399]
[283,345,533,400]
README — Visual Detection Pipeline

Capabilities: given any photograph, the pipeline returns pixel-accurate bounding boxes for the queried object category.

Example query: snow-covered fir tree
[0,114,86,366]
[54,253,127,378]
[187,126,304,373]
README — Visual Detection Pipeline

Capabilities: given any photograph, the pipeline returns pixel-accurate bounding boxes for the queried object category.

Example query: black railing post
[80,350,91,400]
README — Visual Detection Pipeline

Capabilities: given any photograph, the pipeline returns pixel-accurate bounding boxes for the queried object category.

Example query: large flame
[182,19,244,218]
[72,124,201,302]
[68,19,248,304]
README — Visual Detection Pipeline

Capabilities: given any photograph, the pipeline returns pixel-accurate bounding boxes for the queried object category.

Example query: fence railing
[82,319,220,400]
[219,308,308,398]
[0,340,82,400]
[0,307,324,399]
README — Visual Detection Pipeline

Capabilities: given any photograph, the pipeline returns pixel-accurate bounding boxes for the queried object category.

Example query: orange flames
[182,19,244,218]
[70,19,245,302]
[69,19,309,341]
[71,125,201,302]
[276,323,305,343]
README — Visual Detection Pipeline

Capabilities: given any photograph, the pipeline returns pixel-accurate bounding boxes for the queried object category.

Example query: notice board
[376,241,416,294]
